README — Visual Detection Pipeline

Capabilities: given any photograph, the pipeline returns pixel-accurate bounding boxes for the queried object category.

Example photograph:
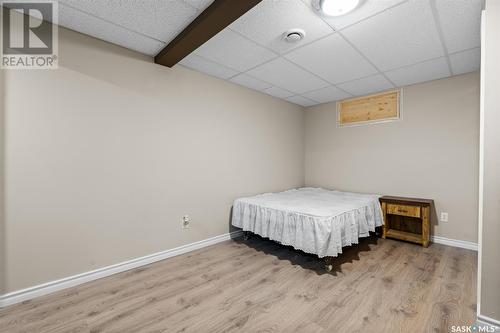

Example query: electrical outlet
[440,212,449,222]
[182,215,190,229]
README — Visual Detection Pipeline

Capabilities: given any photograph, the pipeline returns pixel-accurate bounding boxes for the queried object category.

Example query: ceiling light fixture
[320,0,360,16]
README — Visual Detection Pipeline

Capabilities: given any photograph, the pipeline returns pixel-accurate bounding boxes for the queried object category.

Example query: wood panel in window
[337,90,401,127]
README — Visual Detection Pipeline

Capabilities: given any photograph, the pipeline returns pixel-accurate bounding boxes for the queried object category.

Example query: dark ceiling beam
[154,0,262,68]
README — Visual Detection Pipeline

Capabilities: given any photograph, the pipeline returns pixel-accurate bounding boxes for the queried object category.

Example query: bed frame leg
[324,257,333,273]
[243,231,251,240]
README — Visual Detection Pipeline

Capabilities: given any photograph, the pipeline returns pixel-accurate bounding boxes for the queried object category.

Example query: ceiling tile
[263,87,295,99]
[302,86,352,104]
[193,29,277,72]
[230,0,333,54]
[385,57,450,87]
[449,48,481,75]
[246,58,330,94]
[337,74,394,96]
[55,0,481,101]
[435,0,484,54]
[286,95,318,107]
[341,0,444,71]
[58,3,166,56]
[302,0,407,30]
[230,74,272,91]
[59,0,198,44]
[183,0,214,11]
[179,54,239,80]
[285,33,378,84]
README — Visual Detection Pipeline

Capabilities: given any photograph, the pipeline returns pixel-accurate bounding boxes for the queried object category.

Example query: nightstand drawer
[387,204,421,218]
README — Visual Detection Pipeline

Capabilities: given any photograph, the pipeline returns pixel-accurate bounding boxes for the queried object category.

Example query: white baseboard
[0,230,243,308]
[478,314,500,329]
[431,235,478,251]
[0,231,477,308]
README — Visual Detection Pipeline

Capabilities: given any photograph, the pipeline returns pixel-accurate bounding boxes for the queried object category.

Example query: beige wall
[0,12,485,301]
[2,27,304,292]
[479,0,500,321]
[305,73,480,243]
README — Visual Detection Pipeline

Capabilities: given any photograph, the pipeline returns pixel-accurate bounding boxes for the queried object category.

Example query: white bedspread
[231,188,384,258]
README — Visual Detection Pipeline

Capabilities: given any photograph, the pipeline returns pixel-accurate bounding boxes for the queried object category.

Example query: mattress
[231,187,384,258]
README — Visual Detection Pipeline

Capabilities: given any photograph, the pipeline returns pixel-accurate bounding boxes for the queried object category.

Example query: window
[337,90,401,127]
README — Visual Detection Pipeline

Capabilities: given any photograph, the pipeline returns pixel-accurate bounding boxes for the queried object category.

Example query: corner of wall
[0,68,5,295]
[302,103,319,187]
[301,105,308,187]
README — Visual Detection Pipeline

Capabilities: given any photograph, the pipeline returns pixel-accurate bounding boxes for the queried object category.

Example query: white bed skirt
[231,188,384,258]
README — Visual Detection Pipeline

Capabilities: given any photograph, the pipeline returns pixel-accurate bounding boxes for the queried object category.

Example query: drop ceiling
[52,0,483,106]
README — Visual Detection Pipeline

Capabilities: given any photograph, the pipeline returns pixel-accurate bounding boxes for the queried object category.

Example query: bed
[231,187,384,271]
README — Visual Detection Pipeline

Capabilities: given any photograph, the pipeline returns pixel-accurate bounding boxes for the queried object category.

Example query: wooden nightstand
[379,196,434,247]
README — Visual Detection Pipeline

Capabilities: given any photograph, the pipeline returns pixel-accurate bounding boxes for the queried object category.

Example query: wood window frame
[336,89,403,128]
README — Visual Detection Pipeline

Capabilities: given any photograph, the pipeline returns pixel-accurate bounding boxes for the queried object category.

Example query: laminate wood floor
[0,235,477,333]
